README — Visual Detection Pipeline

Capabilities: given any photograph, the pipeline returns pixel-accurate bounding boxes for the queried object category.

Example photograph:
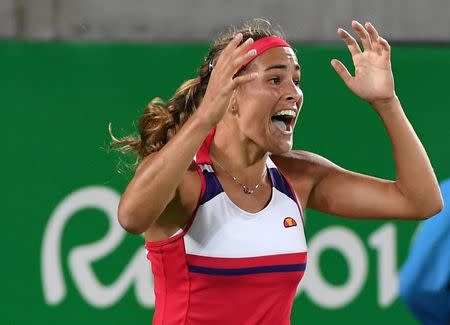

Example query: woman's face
[234,46,303,154]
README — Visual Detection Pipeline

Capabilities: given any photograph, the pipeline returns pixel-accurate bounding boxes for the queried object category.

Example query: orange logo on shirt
[283,217,297,228]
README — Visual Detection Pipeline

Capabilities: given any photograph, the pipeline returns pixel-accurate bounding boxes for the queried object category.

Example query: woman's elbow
[118,214,146,234]
[117,202,152,235]
[430,198,444,217]
[417,195,444,220]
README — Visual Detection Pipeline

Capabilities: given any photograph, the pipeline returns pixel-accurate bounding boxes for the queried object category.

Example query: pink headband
[238,36,291,73]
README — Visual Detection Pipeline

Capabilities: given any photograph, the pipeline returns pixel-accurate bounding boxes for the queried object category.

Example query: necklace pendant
[243,187,253,194]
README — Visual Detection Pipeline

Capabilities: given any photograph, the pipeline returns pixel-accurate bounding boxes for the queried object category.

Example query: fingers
[339,20,391,57]
[365,22,387,56]
[221,33,255,62]
[338,28,362,57]
[232,38,257,72]
[214,33,256,77]
[365,22,391,56]
[223,33,244,53]
[378,36,391,53]
[209,33,259,93]
[352,20,372,51]
[331,59,352,86]
[237,37,255,56]
[232,72,259,89]
[365,22,380,42]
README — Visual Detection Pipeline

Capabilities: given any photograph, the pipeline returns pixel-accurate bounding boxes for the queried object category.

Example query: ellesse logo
[283,217,297,228]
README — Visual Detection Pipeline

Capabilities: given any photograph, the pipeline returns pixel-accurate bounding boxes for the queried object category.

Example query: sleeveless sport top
[145,129,308,325]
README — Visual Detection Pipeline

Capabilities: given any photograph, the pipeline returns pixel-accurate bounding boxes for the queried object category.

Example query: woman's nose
[284,83,303,104]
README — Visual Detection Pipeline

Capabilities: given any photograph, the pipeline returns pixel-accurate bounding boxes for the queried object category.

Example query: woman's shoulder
[137,153,202,216]
[145,160,202,242]
[271,150,335,175]
[270,150,331,208]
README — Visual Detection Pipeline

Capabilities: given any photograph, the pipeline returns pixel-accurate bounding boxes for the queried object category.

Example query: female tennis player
[112,20,443,324]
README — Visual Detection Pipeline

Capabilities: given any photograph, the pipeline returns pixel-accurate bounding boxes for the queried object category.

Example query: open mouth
[271,109,296,133]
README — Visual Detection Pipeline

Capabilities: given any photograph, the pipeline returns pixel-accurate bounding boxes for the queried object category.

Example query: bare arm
[302,21,442,219]
[118,33,258,234]
[308,113,443,219]
[118,116,209,234]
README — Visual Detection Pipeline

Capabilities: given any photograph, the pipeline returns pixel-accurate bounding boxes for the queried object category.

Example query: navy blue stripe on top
[267,167,296,203]
[200,170,224,204]
[188,263,306,276]
[200,166,297,205]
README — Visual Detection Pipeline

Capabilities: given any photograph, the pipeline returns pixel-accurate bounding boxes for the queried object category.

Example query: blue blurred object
[399,179,450,325]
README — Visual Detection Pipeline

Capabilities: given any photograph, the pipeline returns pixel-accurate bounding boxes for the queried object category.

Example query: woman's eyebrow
[264,64,301,72]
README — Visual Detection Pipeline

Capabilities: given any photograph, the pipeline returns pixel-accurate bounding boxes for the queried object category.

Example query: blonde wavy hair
[110,19,286,166]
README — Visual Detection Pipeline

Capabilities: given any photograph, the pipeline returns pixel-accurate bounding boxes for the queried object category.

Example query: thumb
[331,59,353,86]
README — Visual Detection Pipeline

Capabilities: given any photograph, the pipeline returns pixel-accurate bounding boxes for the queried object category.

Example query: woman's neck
[210,124,268,174]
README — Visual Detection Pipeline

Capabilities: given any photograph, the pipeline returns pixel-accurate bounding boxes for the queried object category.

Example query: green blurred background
[2,41,449,324]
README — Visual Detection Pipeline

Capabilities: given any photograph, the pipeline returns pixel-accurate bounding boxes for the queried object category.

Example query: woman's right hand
[197,33,258,127]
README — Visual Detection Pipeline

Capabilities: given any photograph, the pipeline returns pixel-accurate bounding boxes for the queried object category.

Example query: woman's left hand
[332,21,396,107]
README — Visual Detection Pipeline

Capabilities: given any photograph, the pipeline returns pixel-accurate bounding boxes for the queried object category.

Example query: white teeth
[273,109,296,117]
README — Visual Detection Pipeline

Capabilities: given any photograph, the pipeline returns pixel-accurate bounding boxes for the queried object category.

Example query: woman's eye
[293,79,300,86]
[269,77,281,84]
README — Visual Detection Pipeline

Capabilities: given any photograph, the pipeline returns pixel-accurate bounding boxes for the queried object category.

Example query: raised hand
[331,21,396,107]
[199,33,258,127]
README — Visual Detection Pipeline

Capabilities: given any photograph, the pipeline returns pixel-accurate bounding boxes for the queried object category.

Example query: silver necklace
[213,158,267,194]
